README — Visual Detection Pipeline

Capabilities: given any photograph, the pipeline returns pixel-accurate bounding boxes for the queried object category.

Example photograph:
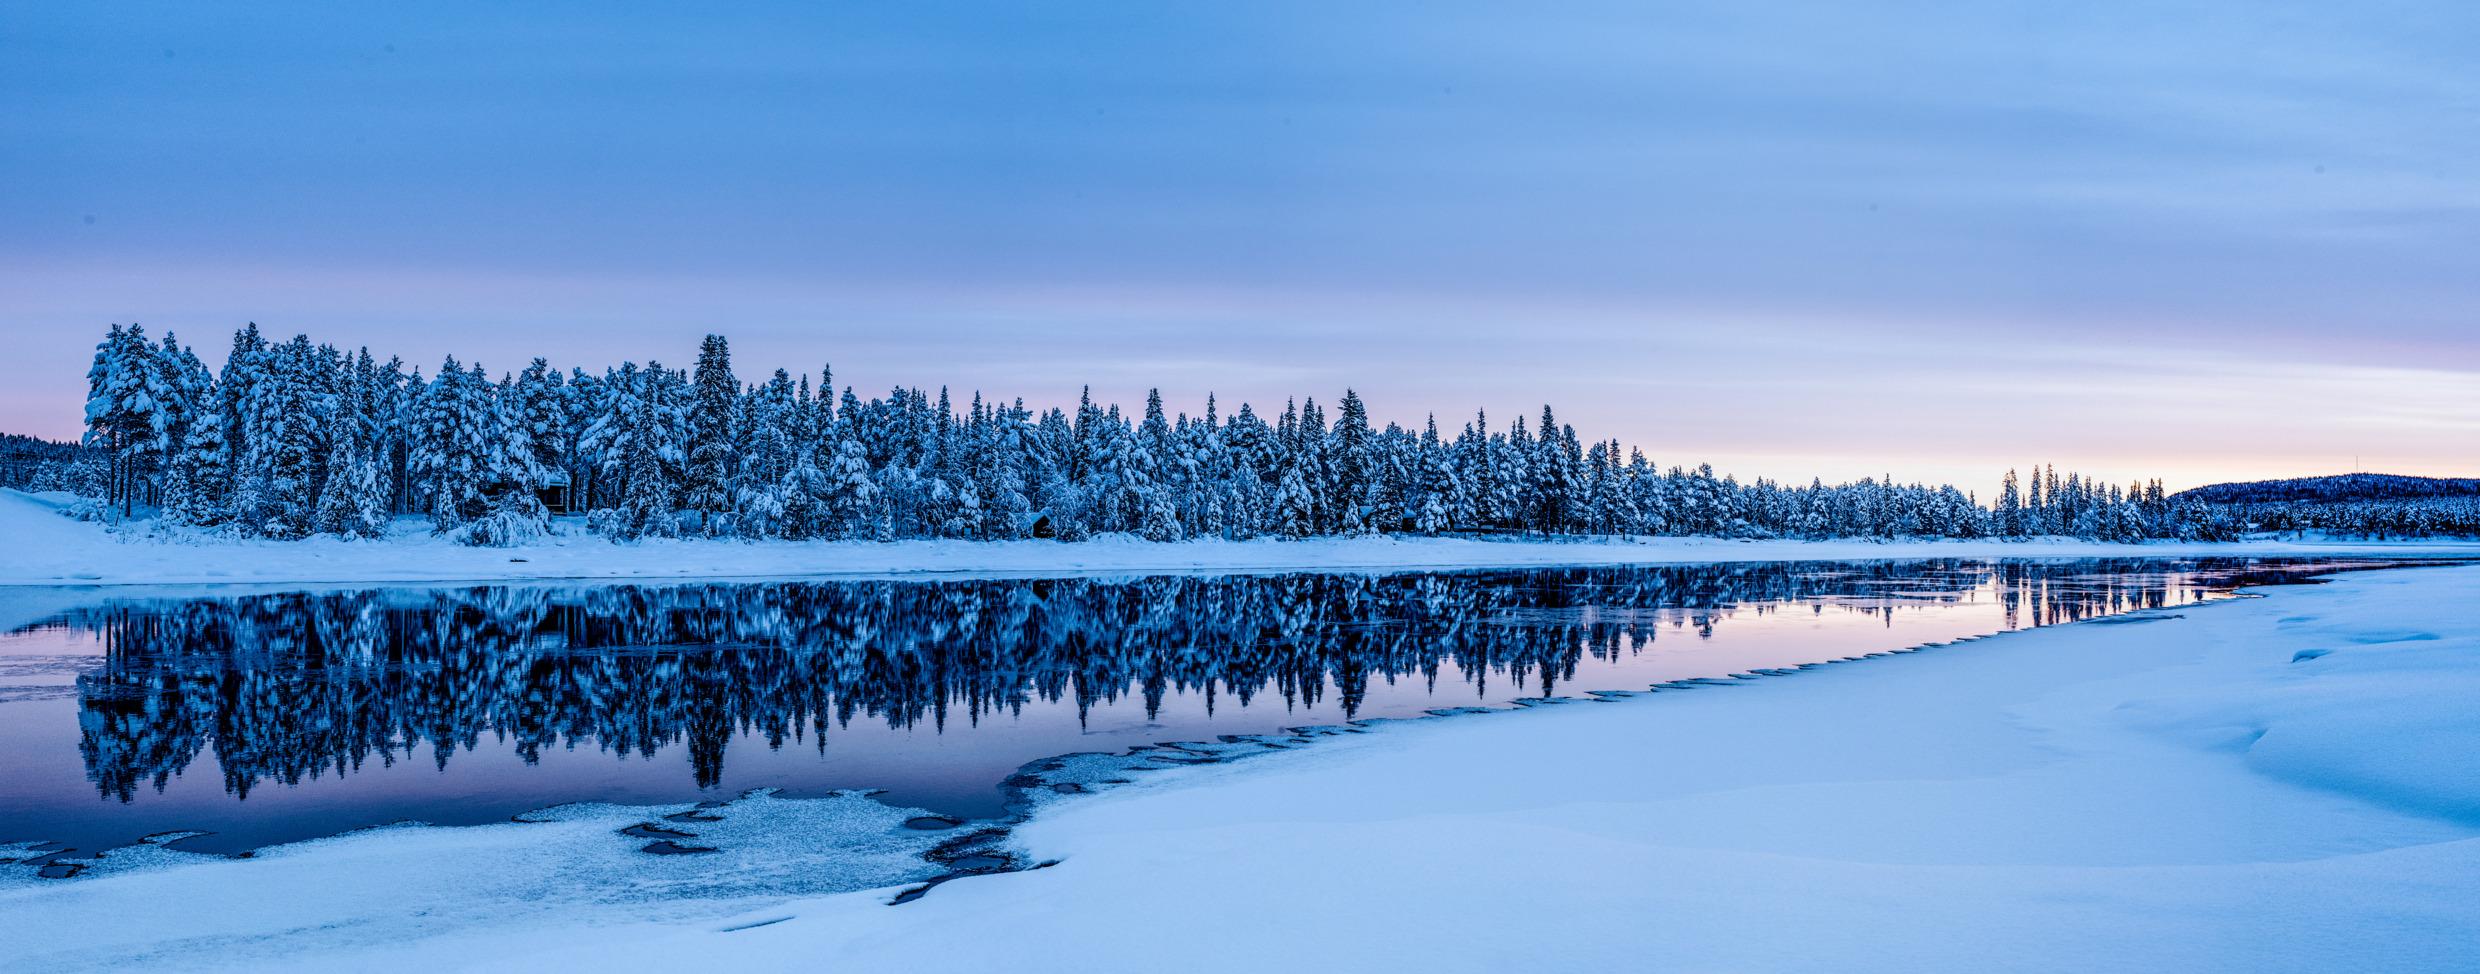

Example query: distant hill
[2172,473,2480,506]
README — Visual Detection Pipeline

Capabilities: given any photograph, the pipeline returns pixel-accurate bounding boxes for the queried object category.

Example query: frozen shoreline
[5,489,2477,590]
[486,562,2480,973]
[5,561,2476,971]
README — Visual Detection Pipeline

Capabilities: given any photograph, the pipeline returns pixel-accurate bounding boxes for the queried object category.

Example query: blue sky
[4,1,2475,493]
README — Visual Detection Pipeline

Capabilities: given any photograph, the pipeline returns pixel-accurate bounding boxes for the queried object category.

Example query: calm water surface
[0,557,2419,859]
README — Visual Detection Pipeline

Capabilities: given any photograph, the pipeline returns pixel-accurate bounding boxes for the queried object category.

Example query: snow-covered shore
[5,489,2477,589]
[497,562,2480,972]
[6,561,2477,971]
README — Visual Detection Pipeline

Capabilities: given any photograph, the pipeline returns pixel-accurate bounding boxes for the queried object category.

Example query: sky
[4,0,2475,496]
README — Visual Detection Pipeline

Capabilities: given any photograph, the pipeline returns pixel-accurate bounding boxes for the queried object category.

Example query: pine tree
[515,358,568,478]
[1527,406,1574,535]
[1998,468,2024,537]
[409,357,494,532]
[819,437,877,539]
[1274,465,1316,539]
[1327,389,1375,533]
[164,410,233,525]
[971,397,1032,539]
[238,337,332,538]
[685,334,738,531]
[314,434,390,539]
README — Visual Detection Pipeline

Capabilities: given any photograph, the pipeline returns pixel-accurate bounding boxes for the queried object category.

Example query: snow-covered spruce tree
[561,366,607,510]
[1131,390,1180,541]
[778,448,831,540]
[818,436,876,540]
[207,325,268,521]
[2027,465,2047,535]
[1371,422,1414,532]
[162,410,234,525]
[1519,406,1566,535]
[1997,468,2024,537]
[408,357,490,532]
[970,395,1032,539]
[514,358,569,483]
[728,370,803,539]
[148,331,210,512]
[1274,463,1317,539]
[910,386,968,539]
[313,435,390,539]
[450,367,551,547]
[308,364,388,539]
[767,373,832,539]
[684,334,738,534]
[614,432,676,540]
[1176,395,1227,538]
[1326,389,1375,534]
[592,362,689,540]
[1216,402,1272,537]
[1221,453,1265,538]
[245,337,333,539]
[1410,416,1457,535]
[1588,440,1638,535]
[1624,449,1665,535]
[1497,416,1533,532]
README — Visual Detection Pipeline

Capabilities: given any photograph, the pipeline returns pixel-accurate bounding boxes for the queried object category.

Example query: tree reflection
[48,559,2318,803]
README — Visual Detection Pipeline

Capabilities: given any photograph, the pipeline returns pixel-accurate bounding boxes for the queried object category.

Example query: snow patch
[4,488,2477,590]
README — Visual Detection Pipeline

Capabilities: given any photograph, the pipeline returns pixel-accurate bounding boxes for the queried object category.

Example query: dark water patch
[2345,630,2441,644]
[639,840,719,856]
[2086,613,2185,625]
[618,822,698,840]
[891,857,1059,906]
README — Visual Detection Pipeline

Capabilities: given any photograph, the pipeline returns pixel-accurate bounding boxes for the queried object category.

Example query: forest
[0,433,82,491]
[62,324,2478,545]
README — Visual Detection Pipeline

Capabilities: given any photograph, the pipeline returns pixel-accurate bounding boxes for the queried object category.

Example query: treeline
[2218,498,2480,539]
[2165,475,2480,538]
[66,323,2357,545]
[2173,473,2480,505]
[0,433,87,491]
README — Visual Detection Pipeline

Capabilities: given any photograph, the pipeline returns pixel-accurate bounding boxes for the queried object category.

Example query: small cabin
[538,471,574,515]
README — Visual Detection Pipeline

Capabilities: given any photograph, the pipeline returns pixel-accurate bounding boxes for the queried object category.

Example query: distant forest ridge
[2172,473,2480,506]
[0,432,85,491]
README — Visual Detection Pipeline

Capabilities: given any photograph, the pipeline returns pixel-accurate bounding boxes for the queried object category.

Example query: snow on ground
[4,488,2477,589]
[6,562,2477,972]
[0,792,953,968]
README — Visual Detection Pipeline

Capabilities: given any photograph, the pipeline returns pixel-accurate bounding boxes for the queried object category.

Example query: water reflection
[0,557,2398,855]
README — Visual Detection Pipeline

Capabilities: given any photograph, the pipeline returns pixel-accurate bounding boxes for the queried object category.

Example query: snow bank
[485,564,2480,973]
[0,790,961,969]
[4,488,2475,589]
[7,563,2479,971]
